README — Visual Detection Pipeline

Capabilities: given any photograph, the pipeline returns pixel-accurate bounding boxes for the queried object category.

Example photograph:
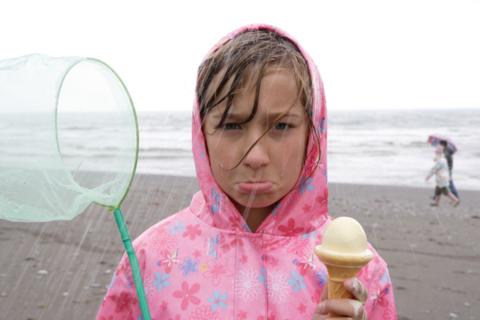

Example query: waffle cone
[325,263,363,299]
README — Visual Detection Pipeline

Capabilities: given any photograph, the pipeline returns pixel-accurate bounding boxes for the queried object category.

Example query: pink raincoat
[97,24,397,319]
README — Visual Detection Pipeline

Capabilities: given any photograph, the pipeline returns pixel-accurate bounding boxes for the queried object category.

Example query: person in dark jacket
[439,140,459,199]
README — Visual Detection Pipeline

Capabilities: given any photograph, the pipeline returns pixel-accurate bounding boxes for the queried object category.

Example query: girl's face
[203,67,309,218]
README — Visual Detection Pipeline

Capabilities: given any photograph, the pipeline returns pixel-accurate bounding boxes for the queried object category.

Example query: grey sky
[2,0,480,112]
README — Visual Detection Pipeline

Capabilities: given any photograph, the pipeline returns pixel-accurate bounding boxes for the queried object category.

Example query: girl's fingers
[321,282,328,300]
[344,278,368,303]
[313,278,367,319]
[315,299,365,320]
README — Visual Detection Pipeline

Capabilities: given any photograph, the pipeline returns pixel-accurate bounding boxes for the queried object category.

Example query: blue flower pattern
[153,271,171,292]
[288,270,306,292]
[299,177,314,193]
[258,266,267,287]
[211,188,221,214]
[208,291,228,311]
[181,258,198,276]
[169,221,185,235]
[208,234,220,258]
[315,270,327,286]
[301,230,317,240]
[380,270,390,285]
[318,117,326,133]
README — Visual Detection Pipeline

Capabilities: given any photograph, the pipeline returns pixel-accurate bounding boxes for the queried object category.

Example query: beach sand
[0,174,479,319]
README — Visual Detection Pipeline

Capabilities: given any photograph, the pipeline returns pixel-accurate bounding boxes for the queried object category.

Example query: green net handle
[113,208,151,320]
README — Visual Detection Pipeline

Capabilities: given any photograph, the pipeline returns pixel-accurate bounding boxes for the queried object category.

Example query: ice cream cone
[315,217,373,316]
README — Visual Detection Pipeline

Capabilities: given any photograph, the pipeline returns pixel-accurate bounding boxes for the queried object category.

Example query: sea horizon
[1,108,479,191]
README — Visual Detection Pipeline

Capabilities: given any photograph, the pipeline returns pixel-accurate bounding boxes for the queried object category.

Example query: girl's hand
[313,278,368,320]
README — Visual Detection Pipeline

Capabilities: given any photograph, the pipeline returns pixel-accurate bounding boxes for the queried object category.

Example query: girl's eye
[274,122,291,131]
[222,122,242,130]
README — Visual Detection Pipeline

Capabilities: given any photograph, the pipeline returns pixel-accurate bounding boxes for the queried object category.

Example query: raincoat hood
[97,24,397,320]
[191,24,328,236]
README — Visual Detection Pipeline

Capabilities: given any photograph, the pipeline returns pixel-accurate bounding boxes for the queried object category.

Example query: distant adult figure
[426,145,460,207]
[439,140,459,198]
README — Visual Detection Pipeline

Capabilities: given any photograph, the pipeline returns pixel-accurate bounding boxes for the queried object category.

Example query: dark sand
[0,174,479,319]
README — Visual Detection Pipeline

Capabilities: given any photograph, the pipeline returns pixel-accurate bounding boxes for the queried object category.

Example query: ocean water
[1,109,479,190]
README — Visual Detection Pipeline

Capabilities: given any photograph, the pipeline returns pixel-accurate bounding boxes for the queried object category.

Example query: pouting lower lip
[237,181,273,193]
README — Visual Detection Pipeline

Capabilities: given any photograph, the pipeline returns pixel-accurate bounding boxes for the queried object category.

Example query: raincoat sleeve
[359,246,398,319]
[96,246,146,320]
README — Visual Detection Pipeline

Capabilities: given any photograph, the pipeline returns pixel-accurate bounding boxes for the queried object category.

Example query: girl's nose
[242,139,270,170]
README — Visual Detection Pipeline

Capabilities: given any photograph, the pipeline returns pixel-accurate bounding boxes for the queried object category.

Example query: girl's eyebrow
[212,111,303,121]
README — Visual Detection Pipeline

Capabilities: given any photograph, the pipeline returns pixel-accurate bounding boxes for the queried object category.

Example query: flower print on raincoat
[97,24,397,319]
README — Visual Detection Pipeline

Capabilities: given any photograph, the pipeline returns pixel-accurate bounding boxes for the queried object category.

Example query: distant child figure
[426,145,460,207]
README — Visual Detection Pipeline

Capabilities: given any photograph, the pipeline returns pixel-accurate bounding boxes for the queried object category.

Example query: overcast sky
[2,0,480,112]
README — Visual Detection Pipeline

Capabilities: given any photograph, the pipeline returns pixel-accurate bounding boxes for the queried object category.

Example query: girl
[97,24,397,319]
[426,145,460,207]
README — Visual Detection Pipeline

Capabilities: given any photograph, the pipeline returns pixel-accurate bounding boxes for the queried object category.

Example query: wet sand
[0,174,479,319]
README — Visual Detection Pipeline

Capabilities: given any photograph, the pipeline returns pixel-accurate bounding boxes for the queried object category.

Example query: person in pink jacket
[97,24,397,319]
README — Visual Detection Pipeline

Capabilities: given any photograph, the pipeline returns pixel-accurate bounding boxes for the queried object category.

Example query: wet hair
[196,28,320,170]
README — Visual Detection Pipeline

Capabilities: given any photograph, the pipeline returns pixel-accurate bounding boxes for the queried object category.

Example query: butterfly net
[0,54,138,222]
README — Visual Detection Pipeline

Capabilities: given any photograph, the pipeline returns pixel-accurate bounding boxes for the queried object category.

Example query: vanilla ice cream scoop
[314,217,374,305]
[315,216,373,267]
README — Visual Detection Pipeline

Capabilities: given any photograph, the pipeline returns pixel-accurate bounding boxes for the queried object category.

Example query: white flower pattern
[235,269,262,302]
[266,271,290,303]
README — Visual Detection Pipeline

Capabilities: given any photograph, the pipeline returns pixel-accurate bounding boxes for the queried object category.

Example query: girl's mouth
[236,181,273,194]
